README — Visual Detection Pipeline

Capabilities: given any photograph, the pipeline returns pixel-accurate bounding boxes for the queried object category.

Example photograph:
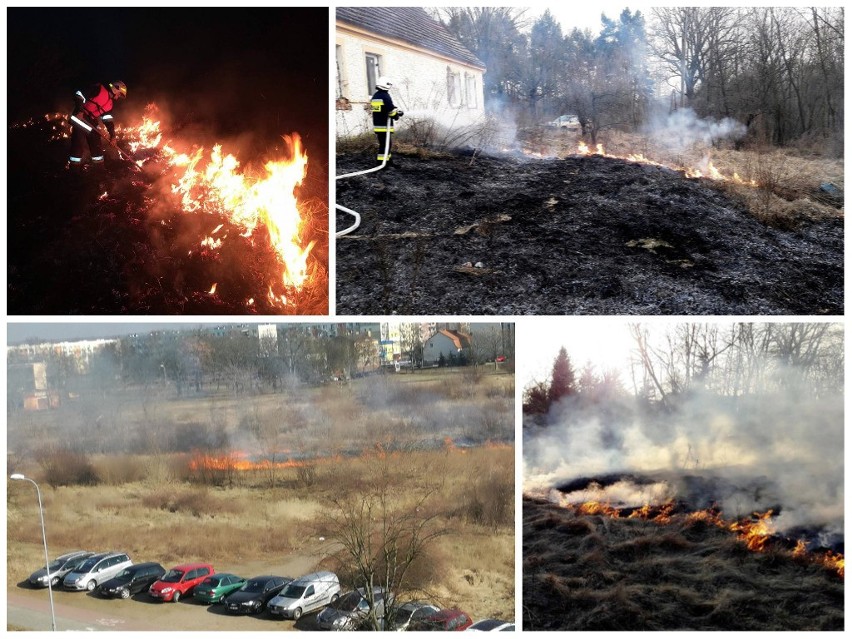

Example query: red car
[149,563,214,602]
[410,608,474,631]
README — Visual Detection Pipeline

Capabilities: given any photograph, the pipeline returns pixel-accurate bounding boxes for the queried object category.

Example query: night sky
[7,7,329,160]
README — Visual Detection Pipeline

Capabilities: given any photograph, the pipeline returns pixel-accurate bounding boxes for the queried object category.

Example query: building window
[465,74,477,109]
[365,53,381,95]
[447,67,461,107]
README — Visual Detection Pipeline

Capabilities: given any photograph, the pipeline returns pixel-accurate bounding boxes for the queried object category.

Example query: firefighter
[68,81,127,169]
[371,77,403,165]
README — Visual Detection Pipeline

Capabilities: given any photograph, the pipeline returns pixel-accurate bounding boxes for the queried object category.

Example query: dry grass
[524,127,843,228]
[523,497,843,631]
[8,448,514,621]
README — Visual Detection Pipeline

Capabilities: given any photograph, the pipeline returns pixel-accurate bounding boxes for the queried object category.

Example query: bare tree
[322,451,449,630]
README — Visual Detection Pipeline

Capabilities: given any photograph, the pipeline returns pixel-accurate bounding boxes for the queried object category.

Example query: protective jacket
[74,84,116,138]
[371,88,400,133]
[69,83,116,165]
[372,88,401,163]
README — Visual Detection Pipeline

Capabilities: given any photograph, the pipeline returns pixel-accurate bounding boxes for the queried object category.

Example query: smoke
[644,108,747,152]
[524,380,844,539]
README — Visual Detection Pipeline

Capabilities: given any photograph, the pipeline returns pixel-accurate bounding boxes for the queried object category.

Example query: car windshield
[76,557,101,572]
[333,591,362,611]
[241,580,266,592]
[162,569,185,583]
[201,576,220,587]
[282,584,305,598]
[394,606,416,625]
[44,558,65,571]
[115,568,134,579]
[473,620,504,631]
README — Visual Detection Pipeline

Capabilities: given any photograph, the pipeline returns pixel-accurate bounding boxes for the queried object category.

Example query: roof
[434,329,471,350]
[337,7,485,70]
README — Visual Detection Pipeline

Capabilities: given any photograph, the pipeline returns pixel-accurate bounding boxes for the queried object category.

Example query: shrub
[35,446,99,487]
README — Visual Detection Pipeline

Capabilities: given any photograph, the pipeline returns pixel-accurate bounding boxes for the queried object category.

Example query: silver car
[316,586,392,630]
[63,552,132,591]
[268,571,341,620]
[28,551,93,588]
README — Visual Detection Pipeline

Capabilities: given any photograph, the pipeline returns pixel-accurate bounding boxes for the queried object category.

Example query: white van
[268,571,341,620]
[63,551,132,591]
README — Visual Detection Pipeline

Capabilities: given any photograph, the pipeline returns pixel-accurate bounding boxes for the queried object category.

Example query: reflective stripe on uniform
[92,156,104,162]
[377,153,392,161]
[70,115,93,132]
[371,99,384,112]
[69,156,83,163]
[389,109,399,117]
[373,127,395,133]
[101,114,113,120]
[76,90,85,100]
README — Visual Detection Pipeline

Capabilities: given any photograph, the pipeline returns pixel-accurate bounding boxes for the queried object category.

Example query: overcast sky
[6,323,220,345]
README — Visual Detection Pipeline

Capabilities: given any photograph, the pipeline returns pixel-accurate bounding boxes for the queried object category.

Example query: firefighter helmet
[376,76,393,90]
[110,81,127,98]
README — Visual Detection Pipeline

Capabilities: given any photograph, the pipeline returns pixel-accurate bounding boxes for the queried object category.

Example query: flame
[575,142,758,186]
[188,451,319,472]
[560,500,843,578]
[729,510,775,552]
[120,107,315,296]
[208,283,217,295]
[822,551,845,578]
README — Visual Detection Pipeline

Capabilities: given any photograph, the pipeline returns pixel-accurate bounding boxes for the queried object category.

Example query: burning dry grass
[523,496,843,631]
[8,109,328,314]
[529,128,843,229]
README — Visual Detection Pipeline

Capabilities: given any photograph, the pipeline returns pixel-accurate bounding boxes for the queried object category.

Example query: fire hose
[69,113,142,172]
[335,115,393,238]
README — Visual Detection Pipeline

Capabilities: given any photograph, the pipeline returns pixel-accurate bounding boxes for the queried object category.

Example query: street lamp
[10,474,56,631]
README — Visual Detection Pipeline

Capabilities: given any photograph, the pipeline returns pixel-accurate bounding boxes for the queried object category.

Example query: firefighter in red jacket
[69,81,127,168]
[371,77,403,165]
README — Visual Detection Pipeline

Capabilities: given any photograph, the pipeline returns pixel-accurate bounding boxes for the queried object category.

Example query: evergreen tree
[548,346,576,404]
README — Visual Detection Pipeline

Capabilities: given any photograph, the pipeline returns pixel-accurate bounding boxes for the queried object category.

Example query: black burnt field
[335,150,842,315]
[523,496,844,631]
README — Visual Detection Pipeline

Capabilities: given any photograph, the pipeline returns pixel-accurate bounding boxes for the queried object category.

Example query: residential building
[336,7,486,138]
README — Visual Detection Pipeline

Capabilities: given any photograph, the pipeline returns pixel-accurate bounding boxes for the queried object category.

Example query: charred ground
[523,496,844,631]
[336,149,842,315]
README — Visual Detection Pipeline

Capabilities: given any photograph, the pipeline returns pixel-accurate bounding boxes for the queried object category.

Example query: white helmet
[376,76,393,90]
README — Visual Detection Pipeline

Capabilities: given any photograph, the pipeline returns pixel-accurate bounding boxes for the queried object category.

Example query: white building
[336,7,486,139]
[423,329,472,366]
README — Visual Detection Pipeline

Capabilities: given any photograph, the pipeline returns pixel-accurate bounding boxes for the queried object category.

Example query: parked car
[223,575,291,614]
[466,619,515,631]
[96,562,165,599]
[392,602,441,631]
[193,573,247,604]
[149,563,214,602]
[316,586,392,630]
[63,552,132,592]
[28,551,92,588]
[268,571,341,620]
[546,114,580,130]
[409,608,474,631]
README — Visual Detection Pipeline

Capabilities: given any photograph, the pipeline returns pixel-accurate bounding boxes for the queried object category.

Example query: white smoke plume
[524,386,844,540]
[644,107,747,151]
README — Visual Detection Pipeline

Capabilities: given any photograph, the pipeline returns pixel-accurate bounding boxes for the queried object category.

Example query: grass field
[523,496,843,631]
[7,369,515,624]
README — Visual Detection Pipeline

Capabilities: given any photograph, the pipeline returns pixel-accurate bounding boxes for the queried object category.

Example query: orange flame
[575,143,758,186]
[562,500,843,578]
[121,108,315,299]
[729,510,775,552]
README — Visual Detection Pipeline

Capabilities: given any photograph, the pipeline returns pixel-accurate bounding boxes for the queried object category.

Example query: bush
[35,446,99,487]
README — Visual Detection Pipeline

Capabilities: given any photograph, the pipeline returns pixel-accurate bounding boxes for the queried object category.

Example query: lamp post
[10,474,56,631]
